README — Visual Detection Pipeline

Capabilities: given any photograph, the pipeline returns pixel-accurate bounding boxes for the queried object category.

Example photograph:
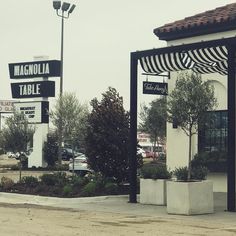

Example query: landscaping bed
[0,172,130,198]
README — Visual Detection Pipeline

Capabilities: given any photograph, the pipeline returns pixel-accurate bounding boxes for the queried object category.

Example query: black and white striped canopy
[139,45,228,75]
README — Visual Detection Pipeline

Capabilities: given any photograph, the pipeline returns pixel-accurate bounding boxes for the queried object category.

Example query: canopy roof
[139,45,228,76]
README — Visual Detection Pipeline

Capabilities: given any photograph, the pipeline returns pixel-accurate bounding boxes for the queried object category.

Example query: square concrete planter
[140,178,167,205]
[167,180,214,215]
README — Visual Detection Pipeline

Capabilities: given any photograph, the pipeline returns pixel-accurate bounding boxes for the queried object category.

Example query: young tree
[139,97,167,158]
[50,92,89,163]
[167,72,217,180]
[85,87,130,183]
[0,112,35,181]
[43,131,58,167]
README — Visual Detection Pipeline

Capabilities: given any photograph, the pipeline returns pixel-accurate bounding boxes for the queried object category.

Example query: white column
[27,56,49,168]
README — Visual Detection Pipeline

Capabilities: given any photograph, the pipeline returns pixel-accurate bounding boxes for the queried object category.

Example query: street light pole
[60,12,64,95]
[53,1,76,163]
[53,1,76,96]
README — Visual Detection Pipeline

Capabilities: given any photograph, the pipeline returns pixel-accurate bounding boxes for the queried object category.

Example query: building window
[198,110,228,153]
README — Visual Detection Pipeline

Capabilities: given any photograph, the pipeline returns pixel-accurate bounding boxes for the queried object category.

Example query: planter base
[167,181,214,215]
[140,179,167,205]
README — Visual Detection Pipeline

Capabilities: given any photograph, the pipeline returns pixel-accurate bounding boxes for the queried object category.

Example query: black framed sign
[9,60,60,79]
[11,81,55,98]
[143,81,168,95]
[14,101,49,124]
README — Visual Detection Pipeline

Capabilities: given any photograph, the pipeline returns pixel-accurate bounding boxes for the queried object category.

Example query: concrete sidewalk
[0,192,236,224]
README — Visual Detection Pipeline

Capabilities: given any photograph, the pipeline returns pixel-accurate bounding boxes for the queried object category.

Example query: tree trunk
[19,153,22,182]
[187,130,192,180]
[153,135,157,160]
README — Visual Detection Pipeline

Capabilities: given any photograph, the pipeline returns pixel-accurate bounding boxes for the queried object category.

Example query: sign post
[8,58,60,167]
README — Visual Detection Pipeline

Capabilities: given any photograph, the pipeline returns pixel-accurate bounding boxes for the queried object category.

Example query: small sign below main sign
[11,81,55,98]
[14,101,49,124]
[143,81,168,95]
[0,100,14,113]
[8,60,60,79]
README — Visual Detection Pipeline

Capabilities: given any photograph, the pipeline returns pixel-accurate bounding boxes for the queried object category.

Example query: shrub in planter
[167,166,213,215]
[191,166,208,180]
[173,166,208,181]
[173,167,188,181]
[140,164,171,180]
[140,165,171,205]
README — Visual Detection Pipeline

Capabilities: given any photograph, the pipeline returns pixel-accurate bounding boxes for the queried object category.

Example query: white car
[137,148,146,158]
[7,152,16,158]
[69,154,92,176]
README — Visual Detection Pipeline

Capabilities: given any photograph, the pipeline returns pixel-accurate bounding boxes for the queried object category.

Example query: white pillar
[28,123,48,167]
[28,55,50,168]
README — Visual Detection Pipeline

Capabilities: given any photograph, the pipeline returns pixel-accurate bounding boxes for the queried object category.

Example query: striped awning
[139,45,228,75]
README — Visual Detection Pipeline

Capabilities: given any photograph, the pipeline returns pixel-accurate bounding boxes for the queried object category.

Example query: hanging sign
[8,60,60,79]
[0,100,14,113]
[11,81,55,98]
[143,81,168,95]
[14,101,49,124]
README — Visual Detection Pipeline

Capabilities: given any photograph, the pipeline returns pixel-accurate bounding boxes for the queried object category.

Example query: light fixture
[53,1,61,10]
[68,4,76,14]
[61,2,71,11]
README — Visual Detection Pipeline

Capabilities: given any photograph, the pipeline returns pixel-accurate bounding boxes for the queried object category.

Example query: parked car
[7,152,16,159]
[68,154,92,176]
[62,148,81,161]
[137,148,146,158]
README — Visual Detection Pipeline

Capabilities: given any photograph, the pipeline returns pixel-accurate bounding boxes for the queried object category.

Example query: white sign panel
[14,102,43,123]
[0,100,14,113]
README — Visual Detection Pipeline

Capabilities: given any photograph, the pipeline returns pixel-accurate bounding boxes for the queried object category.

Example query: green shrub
[81,182,98,197]
[40,174,57,186]
[43,132,58,167]
[104,182,119,194]
[174,166,209,181]
[70,175,89,188]
[21,176,38,187]
[0,149,4,155]
[140,164,171,179]
[1,177,14,190]
[173,167,188,181]
[53,172,68,186]
[11,165,19,170]
[63,185,73,196]
[40,172,68,186]
[191,166,208,180]
[54,164,69,171]
[192,151,227,172]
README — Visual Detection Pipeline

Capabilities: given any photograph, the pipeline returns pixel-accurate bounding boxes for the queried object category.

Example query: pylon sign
[8,60,60,79]
[14,101,49,124]
[11,81,55,98]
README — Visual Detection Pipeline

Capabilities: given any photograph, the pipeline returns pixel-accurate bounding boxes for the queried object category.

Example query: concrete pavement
[0,192,236,224]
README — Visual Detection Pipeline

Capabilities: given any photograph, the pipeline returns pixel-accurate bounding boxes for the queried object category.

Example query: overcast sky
[1,0,235,110]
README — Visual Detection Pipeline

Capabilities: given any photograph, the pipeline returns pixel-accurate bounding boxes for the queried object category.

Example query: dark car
[62,148,81,161]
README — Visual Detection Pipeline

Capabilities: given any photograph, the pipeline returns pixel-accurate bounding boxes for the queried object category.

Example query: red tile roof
[154,3,236,41]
